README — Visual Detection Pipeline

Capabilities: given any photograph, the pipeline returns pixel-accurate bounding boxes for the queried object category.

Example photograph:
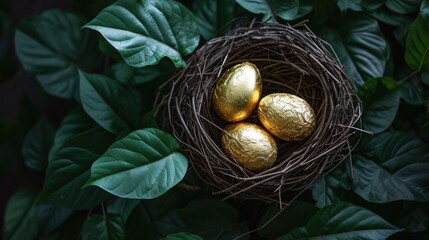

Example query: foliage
[2,0,429,239]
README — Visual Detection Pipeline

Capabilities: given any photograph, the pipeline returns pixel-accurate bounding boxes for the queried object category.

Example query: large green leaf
[316,13,388,85]
[277,202,401,240]
[311,165,351,208]
[161,233,203,240]
[40,126,115,209]
[154,199,249,240]
[81,214,124,240]
[405,0,429,72]
[386,0,422,14]
[4,188,38,240]
[22,117,55,171]
[85,128,188,199]
[235,0,311,21]
[14,10,98,101]
[359,77,401,133]
[258,201,318,239]
[84,0,199,68]
[353,131,429,202]
[194,0,235,40]
[79,71,141,135]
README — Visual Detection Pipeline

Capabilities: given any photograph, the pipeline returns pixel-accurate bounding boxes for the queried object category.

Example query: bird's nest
[156,22,362,205]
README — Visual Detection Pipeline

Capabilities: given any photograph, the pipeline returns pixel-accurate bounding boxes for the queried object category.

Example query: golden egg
[213,62,262,122]
[221,122,277,171]
[258,93,316,141]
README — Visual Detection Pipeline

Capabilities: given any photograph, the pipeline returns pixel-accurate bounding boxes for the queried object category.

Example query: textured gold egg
[213,62,262,122]
[221,122,277,171]
[258,93,316,141]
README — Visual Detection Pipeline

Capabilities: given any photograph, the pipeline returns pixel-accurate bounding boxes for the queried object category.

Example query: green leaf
[161,233,203,240]
[276,227,308,240]
[48,108,94,160]
[14,10,98,101]
[36,205,73,236]
[84,0,199,68]
[125,189,190,240]
[400,74,429,105]
[109,58,175,85]
[361,0,385,11]
[405,0,429,72]
[40,126,115,209]
[22,117,55,171]
[311,165,351,208]
[278,202,401,240]
[79,71,141,135]
[194,0,235,40]
[107,198,140,223]
[86,128,188,199]
[336,0,363,11]
[81,214,124,240]
[258,201,318,239]
[316,13,388,85]
[353,131,429,202]
[4,188,38,240]
[359,77,401,133]
[235,0,304,21]
[154,199,248,240]
[386,0,422,14]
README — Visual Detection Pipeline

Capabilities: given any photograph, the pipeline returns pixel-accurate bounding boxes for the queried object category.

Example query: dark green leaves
[40,126,115,209]
[22,117,55,171]
[386,0,422,14]
[84,0,199,68]
[336,0,363,12]
[79,71,141,135]
[353,131,429,203]
[36,205,73,236]
[15,10,98,101]
[81,214,124,240]
[4,188,38,240]
[235,0,310,21]
[317,13,388,85]
[86,128,188,199]
[154,199,248,239]
[161,233,203,240]
[194,0,235,40]
[277,202,401,240]
[311,166,351,208]
[258,202,317,239]
[405,0,429,72]
[359,77,400,133]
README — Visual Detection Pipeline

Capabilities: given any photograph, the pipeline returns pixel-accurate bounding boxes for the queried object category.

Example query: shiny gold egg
[221,122,277,171]
[258,93,316,141]
[213,62,262,122]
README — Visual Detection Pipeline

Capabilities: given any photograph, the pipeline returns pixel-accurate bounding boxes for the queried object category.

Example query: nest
[157,22,361,204]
